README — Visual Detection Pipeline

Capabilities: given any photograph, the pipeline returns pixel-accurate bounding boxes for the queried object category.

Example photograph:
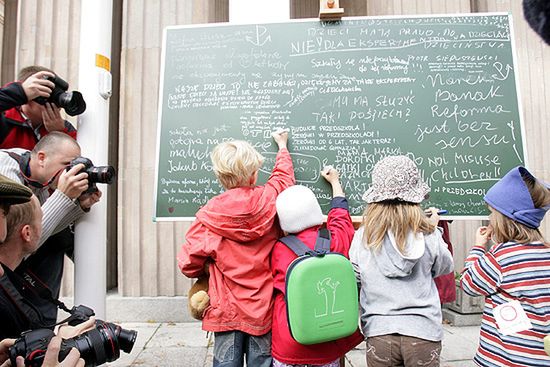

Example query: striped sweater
[461,241,550,367]
[0,148,84,246]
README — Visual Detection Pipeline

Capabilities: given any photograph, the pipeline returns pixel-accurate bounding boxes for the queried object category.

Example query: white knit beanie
[276,185,324,234]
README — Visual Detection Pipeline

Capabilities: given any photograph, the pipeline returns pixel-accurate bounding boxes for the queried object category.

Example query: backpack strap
[280,229,332,257]
[314,228,331,254]
[279,235,313,257]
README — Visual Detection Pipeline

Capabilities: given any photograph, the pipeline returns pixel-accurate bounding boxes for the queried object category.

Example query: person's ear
[36,151,47,167]
[249,171,258,185]
[20,224,31,242]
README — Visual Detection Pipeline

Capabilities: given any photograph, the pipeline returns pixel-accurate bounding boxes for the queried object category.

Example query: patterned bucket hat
[362,155,430,204]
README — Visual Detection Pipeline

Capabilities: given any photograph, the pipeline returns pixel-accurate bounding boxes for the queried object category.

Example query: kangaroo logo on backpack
[280,229,358,345]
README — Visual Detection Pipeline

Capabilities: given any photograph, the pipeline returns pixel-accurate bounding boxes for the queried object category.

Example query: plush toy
[188,275,210,320]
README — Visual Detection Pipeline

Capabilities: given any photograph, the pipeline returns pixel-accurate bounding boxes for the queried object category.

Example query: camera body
[9,318,137,367]
[34,75,86,116]
[67,157,115,193]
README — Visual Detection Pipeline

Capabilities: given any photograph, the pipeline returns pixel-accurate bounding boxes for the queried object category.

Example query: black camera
[34,75,86,116]
[68,157,116,193]
[9,321,137,367]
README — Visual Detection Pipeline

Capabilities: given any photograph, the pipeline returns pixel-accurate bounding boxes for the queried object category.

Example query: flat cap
[0,174,32,205]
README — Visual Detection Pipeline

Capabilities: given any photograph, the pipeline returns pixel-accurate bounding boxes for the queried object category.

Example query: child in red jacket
[178,130,295,367]
[271,167,363,367]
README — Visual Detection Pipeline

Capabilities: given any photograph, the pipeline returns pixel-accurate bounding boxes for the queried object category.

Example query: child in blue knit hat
[461,166,550,366]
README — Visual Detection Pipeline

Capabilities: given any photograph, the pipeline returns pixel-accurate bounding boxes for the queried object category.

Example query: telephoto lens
[87,165,116,185]
[59,320,137,366]
[9,321,138,367]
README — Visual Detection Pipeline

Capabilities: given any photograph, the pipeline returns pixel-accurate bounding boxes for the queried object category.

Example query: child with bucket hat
[349,155,454,367]
[461,166,550,366]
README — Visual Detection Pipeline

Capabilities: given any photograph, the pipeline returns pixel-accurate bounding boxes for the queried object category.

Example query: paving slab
[103,322,480,366]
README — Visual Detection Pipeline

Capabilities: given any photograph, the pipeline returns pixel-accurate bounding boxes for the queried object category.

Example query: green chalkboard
[154,13,526,220]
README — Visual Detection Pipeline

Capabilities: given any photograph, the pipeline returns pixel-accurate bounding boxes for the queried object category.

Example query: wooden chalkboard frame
[153,13,527,222]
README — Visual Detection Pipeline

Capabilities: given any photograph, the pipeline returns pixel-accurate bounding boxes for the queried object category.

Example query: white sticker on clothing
[493,300,532,335]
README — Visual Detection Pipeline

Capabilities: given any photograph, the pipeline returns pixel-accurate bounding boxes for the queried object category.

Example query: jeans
[213,330,272,367]
[366,334,441,367]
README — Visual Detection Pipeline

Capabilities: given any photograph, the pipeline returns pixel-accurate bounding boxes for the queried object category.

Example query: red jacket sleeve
[326,197,355,258]
[264,147,295,195]
[177,220,218,278]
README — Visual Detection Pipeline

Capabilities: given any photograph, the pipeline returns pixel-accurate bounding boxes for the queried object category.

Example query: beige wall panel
[15,0,81,296]
[1,0,4,57]
[16,0,81,107]
[367,0,470,15]
[118,0,228,296]
[291,0,367,19]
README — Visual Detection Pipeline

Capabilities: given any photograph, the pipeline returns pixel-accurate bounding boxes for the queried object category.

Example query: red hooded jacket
[177,148,295,335]
[271,198,364,364]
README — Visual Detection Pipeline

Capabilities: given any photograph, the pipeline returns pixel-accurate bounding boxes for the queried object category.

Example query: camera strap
[0,263,46,328]
[13,268,70,311]
[6,266,83,328]
[6,151,59,189]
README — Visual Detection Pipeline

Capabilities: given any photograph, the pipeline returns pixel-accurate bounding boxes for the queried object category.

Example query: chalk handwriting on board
[154,14,525,219]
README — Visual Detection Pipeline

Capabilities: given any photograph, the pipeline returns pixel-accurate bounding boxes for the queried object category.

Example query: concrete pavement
[106,322,480,367]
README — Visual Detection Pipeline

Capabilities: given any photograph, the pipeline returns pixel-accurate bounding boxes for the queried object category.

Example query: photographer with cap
[0,174,32,243]
[0,132,101,327]
[0,65,78,150]
[0,175,85,367]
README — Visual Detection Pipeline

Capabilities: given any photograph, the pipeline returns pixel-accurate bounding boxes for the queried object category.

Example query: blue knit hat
[484,166,550,229]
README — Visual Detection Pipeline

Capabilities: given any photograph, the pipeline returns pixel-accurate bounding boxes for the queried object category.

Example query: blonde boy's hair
[362,200,435,254]
[210,140,264,190]
[490,174,550,245]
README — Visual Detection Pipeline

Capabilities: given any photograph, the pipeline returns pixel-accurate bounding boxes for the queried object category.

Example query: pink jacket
[177,148,294,335]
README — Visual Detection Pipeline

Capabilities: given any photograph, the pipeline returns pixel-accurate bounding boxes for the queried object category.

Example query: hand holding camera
[0,337,83,367]
[34,75,86,117]
[58,157,115,204]
[41,103,65,133]
[57,165,89,200]
[77,190,102,211]
[21,71,55,101]
[8,319,137,367]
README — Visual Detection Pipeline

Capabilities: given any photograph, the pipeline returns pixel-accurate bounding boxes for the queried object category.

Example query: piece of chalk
[274,127,289,134]
[425,209,448,216]
[323,165,334,174]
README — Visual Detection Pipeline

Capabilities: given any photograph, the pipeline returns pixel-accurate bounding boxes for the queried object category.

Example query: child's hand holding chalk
[272,127,289,149]
[273,127,289,134]
[321,165,339,183]
[322,165,344,197]
[323,165,334,174]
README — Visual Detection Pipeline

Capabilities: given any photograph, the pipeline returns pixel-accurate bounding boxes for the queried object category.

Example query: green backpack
[280,229,359,345]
